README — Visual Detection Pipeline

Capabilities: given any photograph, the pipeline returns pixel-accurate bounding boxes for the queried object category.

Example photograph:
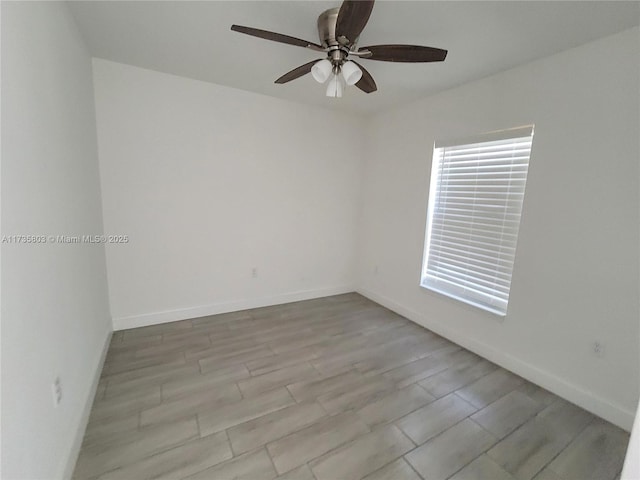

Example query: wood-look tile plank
[89,386,161,423]
[94,381,107,403]
[102,379,163,403]
[531,467,564,480]
[103,353,186,376]
[419,358,498,398]
[361,458,422,480]
[122,320,192,341]
[74,417,199,479]
[487,399,594,480]
[206,327,256,344]
[313,329,390,358]
[395,393,477,445]
[186,337,260,362]
[163,322,229,342]
[184,448,277,480]
[251,324,316,344]
[227,401,326,455]
[455,368,525,409]
[197,387,295,436]
[405,418,497,480]
[140,382,241,427]
[312,331,421,376]
[316,375,396,415]
[357,384,435,428]
[309,424,414,480]
[547,419,629,480]
[237,363,319,397]
[193,335,260,359]
[110,331,124,344]
[449,454,516,480]
[198,345,274,373]
[312,322,358,338]
[353,337,452,377]
[525,397,594,436]
[101,358,188,385]
[267,412,370,474]
[191,310,251,327]
[103,349,138,368]
[133,336,210,360]
[273,464,315,480]
[382,347,469,389]
[268,331,330,355]
[488,420,568,480]
[257,326,314,344]
[83,414,139,449]
[247,306,290,321]
[354,349,429,379]
[286,370,365,403]
[516,382,558,409]
[471,391,542,439]
[104,363,200,397]
[245,347,319,376]
[110,334,162,350]
[96,431,232,480]
[310,348,374,376]
[161,363,250,401]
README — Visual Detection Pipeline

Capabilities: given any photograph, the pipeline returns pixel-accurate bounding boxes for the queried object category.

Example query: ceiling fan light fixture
[311,59,333,83]
[326,73,344,98]
[341,61,362,86]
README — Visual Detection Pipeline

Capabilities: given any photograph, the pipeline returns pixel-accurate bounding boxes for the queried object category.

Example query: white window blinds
[421,126,534,316]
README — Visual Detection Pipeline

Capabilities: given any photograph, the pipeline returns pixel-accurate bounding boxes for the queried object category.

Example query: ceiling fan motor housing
[318,7,352,65]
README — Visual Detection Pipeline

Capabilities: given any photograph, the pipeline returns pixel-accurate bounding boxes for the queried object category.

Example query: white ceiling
[69,1,639,116]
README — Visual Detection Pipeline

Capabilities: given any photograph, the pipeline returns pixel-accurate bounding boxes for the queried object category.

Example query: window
[421,126,534,316]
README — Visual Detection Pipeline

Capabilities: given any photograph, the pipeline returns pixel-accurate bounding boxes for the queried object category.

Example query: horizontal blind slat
[428,262,513,288]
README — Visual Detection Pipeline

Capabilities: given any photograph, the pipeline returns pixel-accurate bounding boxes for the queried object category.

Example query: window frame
[420,125,534,316]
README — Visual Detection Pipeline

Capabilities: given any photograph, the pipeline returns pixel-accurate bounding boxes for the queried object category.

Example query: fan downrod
[317,7,362,67]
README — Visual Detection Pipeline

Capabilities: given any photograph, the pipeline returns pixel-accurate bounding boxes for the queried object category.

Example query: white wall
[356,27,640,430]
[622,400,640,479]
[92,59,364,329]
[1,2,112,478]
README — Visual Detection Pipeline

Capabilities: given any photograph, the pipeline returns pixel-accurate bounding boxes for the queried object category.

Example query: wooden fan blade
[231,25,322,50]
[335,1,375,45]
[360,44,447,62]
[275,60,320,84]
[352,61,377,93]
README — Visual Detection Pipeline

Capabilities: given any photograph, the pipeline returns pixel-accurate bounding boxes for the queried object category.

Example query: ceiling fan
[231,0,447,97]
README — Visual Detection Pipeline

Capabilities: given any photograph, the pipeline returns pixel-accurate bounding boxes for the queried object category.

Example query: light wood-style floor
[74,293,629,480]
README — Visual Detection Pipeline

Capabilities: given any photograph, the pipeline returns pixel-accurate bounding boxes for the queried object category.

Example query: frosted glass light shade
[311,59,333,83]
[341,61,362,86]
[326,74,344,98]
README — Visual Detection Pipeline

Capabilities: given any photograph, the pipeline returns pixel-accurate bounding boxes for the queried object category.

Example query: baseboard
[112,285,355,331]
[357,287,635,431]
[61,328,112,479]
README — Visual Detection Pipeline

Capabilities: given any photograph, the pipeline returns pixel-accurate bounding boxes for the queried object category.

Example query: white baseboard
[357,287,635,431]
[61,328,112,479]
[112,285,355,331]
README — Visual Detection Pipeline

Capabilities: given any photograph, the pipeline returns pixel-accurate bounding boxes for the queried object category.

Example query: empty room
[2,1,640,479]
